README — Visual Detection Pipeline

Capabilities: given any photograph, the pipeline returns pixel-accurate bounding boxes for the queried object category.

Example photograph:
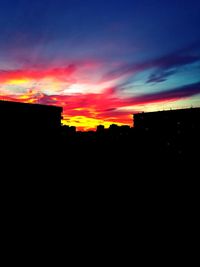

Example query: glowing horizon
[0,61,200,131]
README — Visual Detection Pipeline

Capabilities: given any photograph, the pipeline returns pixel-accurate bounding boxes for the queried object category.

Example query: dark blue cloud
[101,43,200,82]
[146,70,176,83]
[129,81,200,105]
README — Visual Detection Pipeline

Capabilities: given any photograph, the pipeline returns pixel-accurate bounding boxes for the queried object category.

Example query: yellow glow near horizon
[7,79,29,85]
[62,115,126,131]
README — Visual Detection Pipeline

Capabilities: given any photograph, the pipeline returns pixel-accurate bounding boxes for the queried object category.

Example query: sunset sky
[0,0,200,130]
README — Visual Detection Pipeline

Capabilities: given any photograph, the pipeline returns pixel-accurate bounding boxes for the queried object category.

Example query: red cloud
[0,65,76,83]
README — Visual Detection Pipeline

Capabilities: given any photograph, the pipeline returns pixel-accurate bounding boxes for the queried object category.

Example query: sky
[0,0,200,130]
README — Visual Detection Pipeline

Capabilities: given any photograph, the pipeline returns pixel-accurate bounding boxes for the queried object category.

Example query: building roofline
[0,100,63,112]
[133,106,200,115]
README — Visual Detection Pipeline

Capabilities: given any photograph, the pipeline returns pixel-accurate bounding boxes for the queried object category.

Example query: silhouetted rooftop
[133,107,200,116]
[0,100,63,112]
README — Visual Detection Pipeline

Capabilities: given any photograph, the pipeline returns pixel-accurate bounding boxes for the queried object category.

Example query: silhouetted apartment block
[0,100,63,137]
[96,125,105,133]
[133,108,200,133]
[61,125,76,135]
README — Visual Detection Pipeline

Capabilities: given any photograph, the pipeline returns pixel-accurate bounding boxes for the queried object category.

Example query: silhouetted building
[133,107,200,161]
[108,124,120,135]
[62,125,76,134]
[96,125,105,133]
[133,108,200,133]
[0,100,63,138]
